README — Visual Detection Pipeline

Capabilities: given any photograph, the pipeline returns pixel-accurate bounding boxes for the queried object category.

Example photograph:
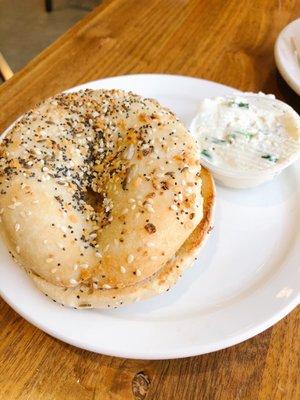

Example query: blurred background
[0,0,99,83]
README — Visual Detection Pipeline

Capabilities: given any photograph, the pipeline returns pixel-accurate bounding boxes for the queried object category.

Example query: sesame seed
[16,246,20,254]
[51,268,57,273]
[136,269,142,276]
[120,266,126,273]
[127,254,134,263]
[124,144,135,160]
[70,279,78,285]
[150,255,158,260]
[145,204,155,213]
[103,284,111,289]
[15,223,20,232]
[170,204,178,211]
[46,257,53,263]
[146,242,155,248]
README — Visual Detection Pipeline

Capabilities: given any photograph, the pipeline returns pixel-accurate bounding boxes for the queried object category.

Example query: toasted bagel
[0,89,213,308]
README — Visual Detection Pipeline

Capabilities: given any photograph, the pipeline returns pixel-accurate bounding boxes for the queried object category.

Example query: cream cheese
[190,93,300,188]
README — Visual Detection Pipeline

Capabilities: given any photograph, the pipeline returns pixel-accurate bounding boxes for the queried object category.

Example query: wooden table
[0,1,299,398]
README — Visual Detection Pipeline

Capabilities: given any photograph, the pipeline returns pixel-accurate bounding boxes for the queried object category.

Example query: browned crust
[30,167,215,308]
[154,166,215,287]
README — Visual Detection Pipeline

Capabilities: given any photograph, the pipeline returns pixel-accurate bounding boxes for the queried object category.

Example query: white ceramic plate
[0,74,299,360]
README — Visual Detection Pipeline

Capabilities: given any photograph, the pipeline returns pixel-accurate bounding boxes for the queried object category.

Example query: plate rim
[1,281,299,360]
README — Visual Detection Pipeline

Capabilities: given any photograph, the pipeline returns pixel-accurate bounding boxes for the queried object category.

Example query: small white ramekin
[198,155,299,189]
[190,94,300,189]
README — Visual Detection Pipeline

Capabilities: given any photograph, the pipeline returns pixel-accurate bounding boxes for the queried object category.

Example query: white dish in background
[275,18,300,95]
[0,74,299,359]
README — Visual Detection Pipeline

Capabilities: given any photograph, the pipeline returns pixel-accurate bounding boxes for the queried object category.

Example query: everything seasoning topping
[0,89,201,292]
[144,223,156,234]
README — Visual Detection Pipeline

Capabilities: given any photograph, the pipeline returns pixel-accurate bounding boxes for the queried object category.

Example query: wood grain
[0,0,299,399]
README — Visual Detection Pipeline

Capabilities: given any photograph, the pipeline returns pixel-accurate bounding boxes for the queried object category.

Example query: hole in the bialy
[84,187,103,212]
